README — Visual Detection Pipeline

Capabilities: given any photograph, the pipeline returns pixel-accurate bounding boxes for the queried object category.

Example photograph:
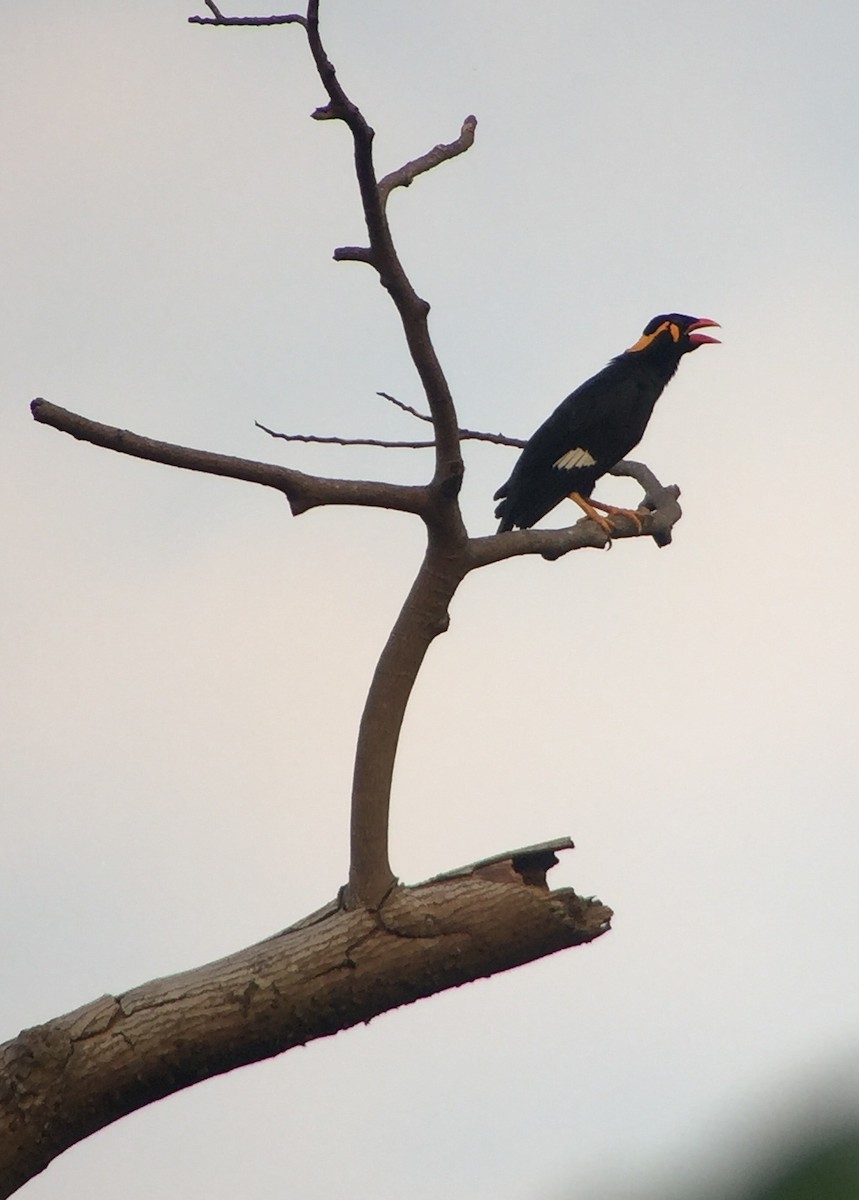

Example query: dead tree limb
[0,845,610,1198]
[303,1,465,484]
[378,116,478,206]
[6,3,687,1190]
[189,2,306,26]
[255,411,528,450]
[29,400,429,518]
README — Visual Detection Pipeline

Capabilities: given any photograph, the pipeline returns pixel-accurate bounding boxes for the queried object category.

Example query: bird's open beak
[687,317,721,346]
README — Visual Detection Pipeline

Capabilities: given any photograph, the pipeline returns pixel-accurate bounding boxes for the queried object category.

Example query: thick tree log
[0,842,610,1198]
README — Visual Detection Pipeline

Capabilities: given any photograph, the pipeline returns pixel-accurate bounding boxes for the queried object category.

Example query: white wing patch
[553,446,596,471]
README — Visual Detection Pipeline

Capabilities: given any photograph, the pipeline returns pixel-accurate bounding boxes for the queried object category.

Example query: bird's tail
[493,481,515,533]
[493,488,515,533]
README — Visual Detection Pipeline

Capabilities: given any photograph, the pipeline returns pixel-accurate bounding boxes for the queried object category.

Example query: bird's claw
[587,502,646,534]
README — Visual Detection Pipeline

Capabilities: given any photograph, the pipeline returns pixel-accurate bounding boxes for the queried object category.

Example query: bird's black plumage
[494,313,719,533]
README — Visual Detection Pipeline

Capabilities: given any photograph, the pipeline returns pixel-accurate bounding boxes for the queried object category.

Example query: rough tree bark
[1,4,683,1196]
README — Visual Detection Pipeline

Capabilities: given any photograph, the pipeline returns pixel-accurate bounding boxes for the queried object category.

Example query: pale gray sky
[3,3,859,1198]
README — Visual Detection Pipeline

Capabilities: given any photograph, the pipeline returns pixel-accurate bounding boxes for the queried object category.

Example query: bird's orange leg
[568,493,645,535]
[586,498,645,533]
[567,492,616,536]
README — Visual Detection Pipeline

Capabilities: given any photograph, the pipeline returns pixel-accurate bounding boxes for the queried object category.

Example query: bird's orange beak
[687,317,720,346]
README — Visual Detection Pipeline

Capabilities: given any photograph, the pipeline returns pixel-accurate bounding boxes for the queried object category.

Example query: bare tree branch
[348,530,472,902]
[189,3,306,26]
[0,845,609,1200]
[30,400,428,518]
[467,479,683,567]
[15,3,685,1184]
[608,458,668,494]
[607,460,683,548]
[255,410,527,450]
[332,245,374,264]
[377,392,528,446]
[378,116,478,205]
[302,2,465,487]
[255,419,436,450]
[378,390,434,423]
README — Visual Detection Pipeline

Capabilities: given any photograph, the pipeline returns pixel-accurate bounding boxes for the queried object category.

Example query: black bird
[494,314,719,533]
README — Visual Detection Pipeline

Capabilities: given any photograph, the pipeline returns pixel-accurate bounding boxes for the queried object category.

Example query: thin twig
[256,414,526,450]
[378,391,433,423]
[303,2,465,488]
[377,392,527,447]
[378,116,477,205]
[189,3,306,25]
[256,421,435,450]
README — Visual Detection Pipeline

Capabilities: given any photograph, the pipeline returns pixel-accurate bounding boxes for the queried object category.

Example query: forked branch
[13,3,663,1186]
[30,400,428,518]
[189,2,305,25]
[303,2,466,483]
[13,0,695,1185]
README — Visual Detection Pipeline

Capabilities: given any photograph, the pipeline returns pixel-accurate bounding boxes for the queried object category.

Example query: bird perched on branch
[493,313,719,534]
